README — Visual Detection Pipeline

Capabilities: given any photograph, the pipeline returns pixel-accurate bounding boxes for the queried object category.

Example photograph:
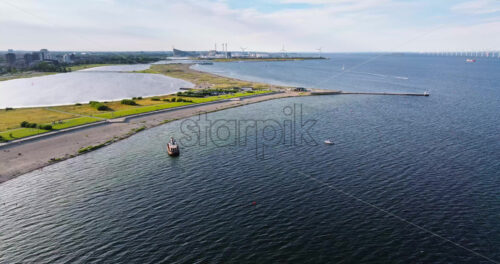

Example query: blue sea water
[0,54,499,263]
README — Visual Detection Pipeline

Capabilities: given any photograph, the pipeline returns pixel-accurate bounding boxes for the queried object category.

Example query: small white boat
[324,140,334,145]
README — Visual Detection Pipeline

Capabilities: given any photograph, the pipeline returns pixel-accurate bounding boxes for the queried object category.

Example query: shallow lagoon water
[0,64,193,108]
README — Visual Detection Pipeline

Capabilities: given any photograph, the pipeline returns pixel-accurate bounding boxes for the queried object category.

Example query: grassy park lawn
[0,127,48,140]
[50,116,103,129]
[0,108,75,131]
[0,91,271,141]
[140,64,272,90]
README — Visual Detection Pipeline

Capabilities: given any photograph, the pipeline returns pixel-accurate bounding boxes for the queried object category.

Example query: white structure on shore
[62,54,72,63]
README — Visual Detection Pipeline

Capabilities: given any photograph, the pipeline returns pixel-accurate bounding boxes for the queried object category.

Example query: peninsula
[0,63,301,183]
[0,64,280,141]
[0,63,428,184]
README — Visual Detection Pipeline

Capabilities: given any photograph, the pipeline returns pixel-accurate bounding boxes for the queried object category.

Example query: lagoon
[0,64,193,108]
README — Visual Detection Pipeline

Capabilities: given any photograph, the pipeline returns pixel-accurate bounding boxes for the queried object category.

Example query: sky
[0,0,499,52]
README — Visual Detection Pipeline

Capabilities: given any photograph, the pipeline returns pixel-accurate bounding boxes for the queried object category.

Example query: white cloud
[0,0,498,52]
[407,21,500,51]
[451,0,500,15]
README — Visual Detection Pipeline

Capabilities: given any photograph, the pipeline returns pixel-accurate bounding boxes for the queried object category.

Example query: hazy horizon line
[3,49,500,53]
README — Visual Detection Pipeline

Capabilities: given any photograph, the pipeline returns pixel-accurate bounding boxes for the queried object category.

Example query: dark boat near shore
[167,137,180,156]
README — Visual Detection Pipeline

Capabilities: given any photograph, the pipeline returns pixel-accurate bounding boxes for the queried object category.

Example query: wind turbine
[316,47,322,58]
[281,45,287,58]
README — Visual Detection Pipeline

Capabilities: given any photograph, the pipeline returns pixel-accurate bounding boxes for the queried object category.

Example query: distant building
[200,51,227,59]
[40,49,49,60]
[31,52,40,61]
[62,54,72,63]
[5,51,16,66]
[241,87,253,92]
[250,53,270,58]
[207,50,218,56]
[172,48,197,57]
[232,52,249,58]
[23,53,33,66]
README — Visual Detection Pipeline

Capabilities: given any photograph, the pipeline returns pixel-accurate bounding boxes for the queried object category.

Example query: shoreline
[0,62,430,185]
[0,63,277,141]
[0,91,300,184]
[0,64,118,82]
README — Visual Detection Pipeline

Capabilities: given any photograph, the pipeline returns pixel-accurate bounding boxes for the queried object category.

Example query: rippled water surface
[1,54,499,263]
[0,64,193,108]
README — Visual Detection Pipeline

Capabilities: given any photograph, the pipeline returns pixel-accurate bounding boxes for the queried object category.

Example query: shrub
[163,98,170,102]
[176,88,238,98]
[175,98,192,103]
[78,143,105,153]
[38,124,53,130]
[151,97,160,101]
[134,126,146,132]
[0,135,6,142]
[5,107,14,111]
[132,97,137,100]
[20,121,39,128]
[97,105,111,111]
[170,98,176,102]
[90,101,111,111]
[176,91,204,97]
[74,103,82,106]
[121,99,137,105]
[137,96,142,99]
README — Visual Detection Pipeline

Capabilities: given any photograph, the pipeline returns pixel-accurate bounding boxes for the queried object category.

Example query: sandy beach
[0,91,298,184]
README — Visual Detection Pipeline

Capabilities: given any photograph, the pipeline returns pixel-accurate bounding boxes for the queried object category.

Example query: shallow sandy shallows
[0,92,297,184]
